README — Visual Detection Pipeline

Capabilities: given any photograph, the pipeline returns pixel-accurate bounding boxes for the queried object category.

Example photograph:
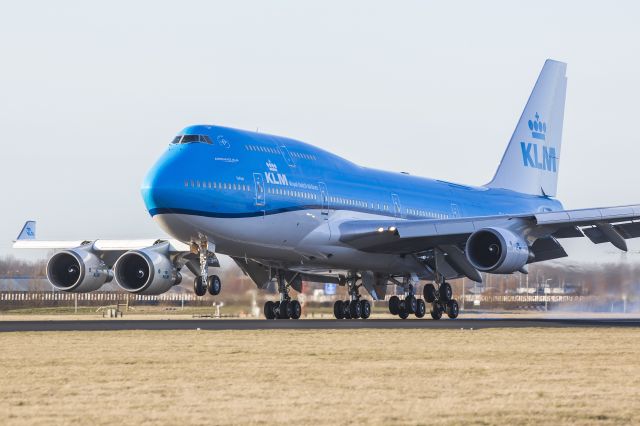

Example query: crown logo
[266,160,278,172]
[528,112,546,141]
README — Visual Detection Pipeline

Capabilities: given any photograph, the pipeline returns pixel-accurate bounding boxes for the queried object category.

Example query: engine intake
[46,248,112,292]
[465,227,530,274]
[114,244,180,295]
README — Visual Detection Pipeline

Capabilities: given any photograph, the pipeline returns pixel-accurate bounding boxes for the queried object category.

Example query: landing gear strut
[333,274,371,320]
[193,238,222,297]
[264,271,301,320]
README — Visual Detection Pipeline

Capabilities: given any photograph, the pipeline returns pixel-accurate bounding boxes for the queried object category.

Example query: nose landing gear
[192,238,223,297]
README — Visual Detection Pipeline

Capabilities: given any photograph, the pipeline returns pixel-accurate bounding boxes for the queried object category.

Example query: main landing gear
[333,274,371,320]
[423,281,459,320]
[388,278,426,320]
[264,272,302,320]
[193,238,222,297]
[387,276,459,320]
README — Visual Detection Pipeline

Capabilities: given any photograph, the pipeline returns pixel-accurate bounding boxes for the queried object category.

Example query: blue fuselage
[141,125,562,272]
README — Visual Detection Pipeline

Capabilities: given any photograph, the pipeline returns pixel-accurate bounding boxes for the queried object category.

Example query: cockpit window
[171,135,212,144]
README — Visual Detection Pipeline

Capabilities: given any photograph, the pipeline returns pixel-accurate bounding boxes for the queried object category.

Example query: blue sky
[1,0,639,262]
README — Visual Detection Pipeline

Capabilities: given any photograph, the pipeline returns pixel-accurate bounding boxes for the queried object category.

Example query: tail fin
[16,221,36,240]
[486,59,567,197]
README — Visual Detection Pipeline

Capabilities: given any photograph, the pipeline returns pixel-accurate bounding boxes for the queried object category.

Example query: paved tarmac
[1,318,640,332]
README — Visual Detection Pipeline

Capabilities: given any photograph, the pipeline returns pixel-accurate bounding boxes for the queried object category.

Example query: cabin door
[318,182,329,218]
[391,193,402,218]
[253,173,265,208]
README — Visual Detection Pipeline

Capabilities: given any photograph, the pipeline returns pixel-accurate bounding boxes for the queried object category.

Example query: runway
[1,317,640,332]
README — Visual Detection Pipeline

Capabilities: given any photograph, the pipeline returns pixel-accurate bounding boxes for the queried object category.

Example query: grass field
[0,328,639,425]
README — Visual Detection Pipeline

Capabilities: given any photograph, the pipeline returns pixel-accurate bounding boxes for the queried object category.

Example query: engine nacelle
[465,227,530,274]
[46,248,113,292]
[114,245,181,295]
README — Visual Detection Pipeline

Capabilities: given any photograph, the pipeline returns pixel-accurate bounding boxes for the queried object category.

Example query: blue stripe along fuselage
[141,124,563,226]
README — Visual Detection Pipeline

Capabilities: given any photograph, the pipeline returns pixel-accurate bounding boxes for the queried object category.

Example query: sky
[1,0,639,262]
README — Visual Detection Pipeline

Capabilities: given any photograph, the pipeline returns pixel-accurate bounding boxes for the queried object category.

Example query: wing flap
[535,204,640,226]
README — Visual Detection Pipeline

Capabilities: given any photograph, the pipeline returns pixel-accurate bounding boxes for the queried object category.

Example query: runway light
[389,226,396,232]
[377,227,384,233]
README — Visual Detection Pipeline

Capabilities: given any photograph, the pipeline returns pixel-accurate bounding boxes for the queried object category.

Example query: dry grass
[0,328,639,425]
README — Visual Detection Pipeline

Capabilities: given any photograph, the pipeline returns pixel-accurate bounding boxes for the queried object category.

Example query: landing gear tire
[193,276,206,296]
[349,300,362,319]
[430,302,443,320]
[278,300,292,319]
[264,301,276,319]
[398,306,409,320]
[388,296,400,315]
[415,299,426,318]
[342,301,353,319]
[405,295,417,314]
[424,284,437,303]
[334,300,345,319]
[439,282,452,302]
[446,299,459,319]
[290,300,302,320]
[360,300,371,319]
[207,275,221,296]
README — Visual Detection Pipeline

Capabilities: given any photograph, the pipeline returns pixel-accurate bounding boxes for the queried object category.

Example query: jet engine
[465,227,530,274]
[114,244,181,295]
[46,248,113,292]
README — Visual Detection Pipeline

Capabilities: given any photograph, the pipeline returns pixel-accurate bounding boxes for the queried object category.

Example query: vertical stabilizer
[17,221,36,240]
[486,59,567,197]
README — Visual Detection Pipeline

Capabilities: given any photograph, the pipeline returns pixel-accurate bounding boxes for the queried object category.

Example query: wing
[12,221,190,252]
[11,221,213,294]
[337,204,640,282]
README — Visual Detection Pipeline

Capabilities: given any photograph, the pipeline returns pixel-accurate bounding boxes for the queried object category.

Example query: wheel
[278,300,292,319]
[430,302,443,320]
[349,300,362,318]
[398,306,409,320]
[333,300,345,319]
[415,299,426,318]
[207,275,221,296]
[439,282,452,301]
[405,295,417,314]
[264,301,276,319]
[359,300,371,319]
[423,283,437,303]
[388,295,400,315]
[446,299,459,319]
[193,276,206,296]
[290,300,302,319]
[342,301,352,319]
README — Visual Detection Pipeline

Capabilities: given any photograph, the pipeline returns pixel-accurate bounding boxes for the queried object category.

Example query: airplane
[14,59,640,320]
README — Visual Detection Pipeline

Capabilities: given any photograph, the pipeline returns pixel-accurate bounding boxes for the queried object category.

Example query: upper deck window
[171,135,213,145]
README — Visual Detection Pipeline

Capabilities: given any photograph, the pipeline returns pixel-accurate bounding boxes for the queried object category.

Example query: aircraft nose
[141,149,182,214]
